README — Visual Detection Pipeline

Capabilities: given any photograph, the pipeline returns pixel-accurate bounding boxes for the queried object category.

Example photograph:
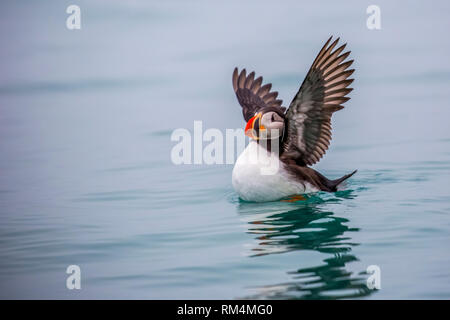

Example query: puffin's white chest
[232,141,317,202]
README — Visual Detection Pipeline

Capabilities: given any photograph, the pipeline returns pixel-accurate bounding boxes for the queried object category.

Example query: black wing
[232,68,285,122]
[281,37,354,166]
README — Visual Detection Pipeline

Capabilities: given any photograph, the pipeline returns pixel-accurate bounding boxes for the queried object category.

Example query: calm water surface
[0,1,450,299]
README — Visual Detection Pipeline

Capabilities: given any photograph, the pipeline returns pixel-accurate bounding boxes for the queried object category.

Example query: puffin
[232,36,357,202]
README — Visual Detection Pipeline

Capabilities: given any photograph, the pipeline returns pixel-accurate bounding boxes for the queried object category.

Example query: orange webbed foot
[281,195,306,202]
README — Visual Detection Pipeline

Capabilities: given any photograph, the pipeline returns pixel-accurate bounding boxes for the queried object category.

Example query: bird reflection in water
[237,190,373,299]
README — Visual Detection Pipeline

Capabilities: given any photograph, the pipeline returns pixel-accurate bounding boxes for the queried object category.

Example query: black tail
[329,169,357,191]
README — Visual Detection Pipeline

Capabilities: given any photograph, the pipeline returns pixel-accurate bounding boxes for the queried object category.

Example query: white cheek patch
[261,113,285,139]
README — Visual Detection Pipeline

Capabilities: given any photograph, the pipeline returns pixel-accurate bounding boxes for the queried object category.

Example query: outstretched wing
[232,68,285,122]
[281,37,354,166]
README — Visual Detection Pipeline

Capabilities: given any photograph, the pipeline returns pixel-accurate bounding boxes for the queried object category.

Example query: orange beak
[245,113,265,140]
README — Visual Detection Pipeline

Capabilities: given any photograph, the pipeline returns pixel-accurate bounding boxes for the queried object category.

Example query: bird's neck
[256,137,282,155]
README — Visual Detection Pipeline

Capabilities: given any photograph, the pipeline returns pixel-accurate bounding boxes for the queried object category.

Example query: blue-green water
[1,1,450,299]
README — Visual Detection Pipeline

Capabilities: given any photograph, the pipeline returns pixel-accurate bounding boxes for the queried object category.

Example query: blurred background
[0,0,449,299]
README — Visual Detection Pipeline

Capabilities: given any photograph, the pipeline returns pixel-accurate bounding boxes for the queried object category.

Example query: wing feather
[244,71,255,89]
[281,37,354,166]
[232,68,285,122]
